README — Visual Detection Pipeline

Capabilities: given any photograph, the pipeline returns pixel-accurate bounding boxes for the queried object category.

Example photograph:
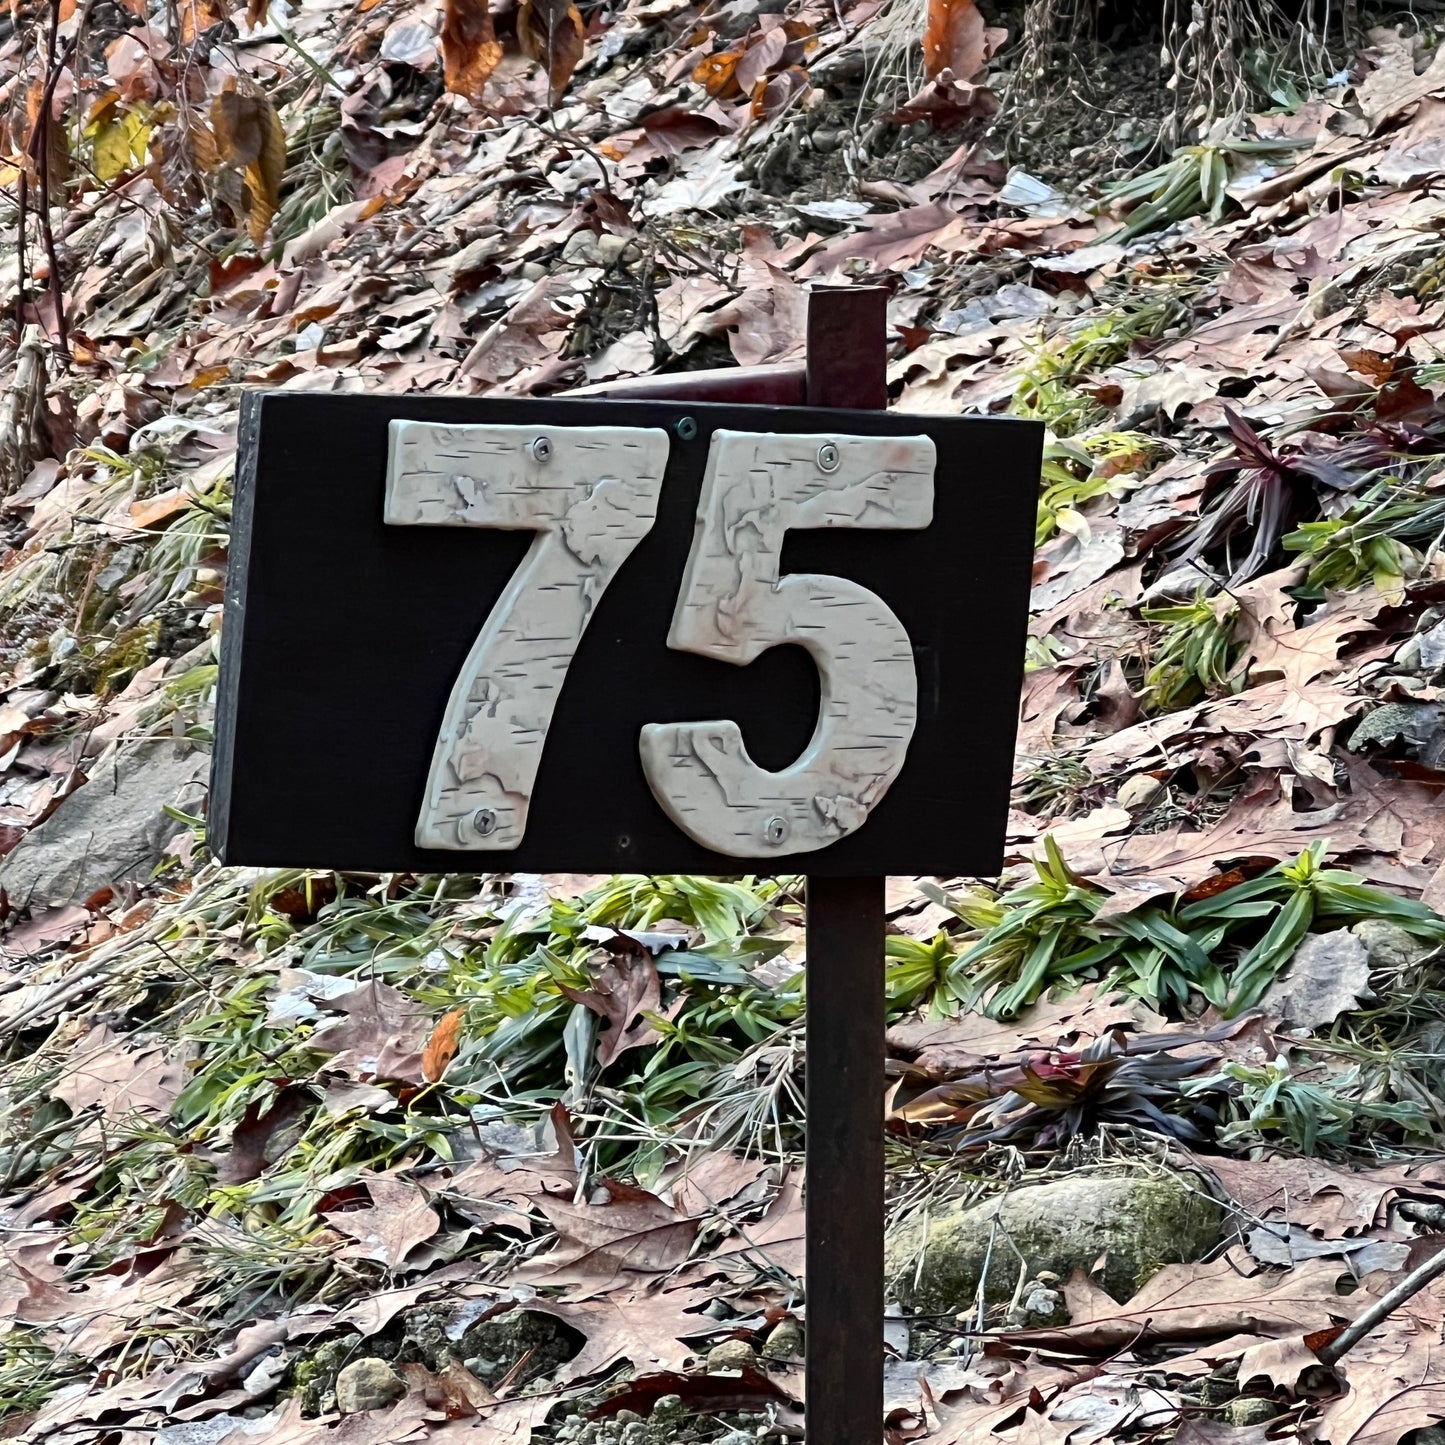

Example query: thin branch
[1315,1242,1445,1367]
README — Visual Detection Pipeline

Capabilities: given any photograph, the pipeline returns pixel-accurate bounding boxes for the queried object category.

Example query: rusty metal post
[566,283,893,1443]
[803,284,889,1445]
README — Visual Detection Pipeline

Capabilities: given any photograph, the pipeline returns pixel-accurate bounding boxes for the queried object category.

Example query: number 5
[639,430,935,856]
[386,421,670,849]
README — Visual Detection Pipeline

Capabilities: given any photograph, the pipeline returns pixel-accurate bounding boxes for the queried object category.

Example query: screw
[817,442,840,472]
[473,808,497,837]
[675,416,698,441]
[531,436,553,462]
[764,816,788,845]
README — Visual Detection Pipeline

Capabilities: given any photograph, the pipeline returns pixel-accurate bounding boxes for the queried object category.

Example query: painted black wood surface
[211,391,1041,875]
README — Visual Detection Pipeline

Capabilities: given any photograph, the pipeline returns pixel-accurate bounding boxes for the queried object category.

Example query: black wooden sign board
[211,392,1041,876]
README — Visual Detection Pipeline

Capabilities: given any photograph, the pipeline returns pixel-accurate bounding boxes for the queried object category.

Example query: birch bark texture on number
[385,421,670,850]
[639,429,935,856]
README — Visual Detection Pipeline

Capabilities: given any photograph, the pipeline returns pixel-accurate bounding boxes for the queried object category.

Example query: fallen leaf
[1312,1321,1445,1444]
[211,79,286,245]
[322,1175,441,1268]
[560,945,665,1067]
[592,1366,790,1418]
[516,0,586,105]
[922,0,984,81]
[522,1177,700,1293]
[1008,1250,1365,1352]
[214,1085,314,1185]
[421,1008,464,1082]
[442,0,504,103]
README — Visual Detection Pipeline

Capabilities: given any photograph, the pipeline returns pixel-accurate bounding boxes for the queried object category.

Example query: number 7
[385,421,670,850]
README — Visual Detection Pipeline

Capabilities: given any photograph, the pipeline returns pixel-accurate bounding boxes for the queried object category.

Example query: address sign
[211,394,1041,876]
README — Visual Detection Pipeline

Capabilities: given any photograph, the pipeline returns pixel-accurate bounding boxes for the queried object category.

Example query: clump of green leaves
[1140,588,1240,713]
[1284,476,1445,601]
[1036,432,1169,544]
[938,842,1445,1020]
[1102,139,1305,242]
[1194,1058,1431,1155]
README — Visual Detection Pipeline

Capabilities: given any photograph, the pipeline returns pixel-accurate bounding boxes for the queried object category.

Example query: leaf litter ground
[11,0,1445,1442]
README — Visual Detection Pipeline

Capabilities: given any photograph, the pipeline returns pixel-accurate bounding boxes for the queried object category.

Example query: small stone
[334,1357,406,1414]
[651,1394,686,1422]
[706,1339,759,1372]
[1225,1398,1282,1427]
[761,1317,803,1360]
[1116,773,1165,813]
[1352,918,1431,974]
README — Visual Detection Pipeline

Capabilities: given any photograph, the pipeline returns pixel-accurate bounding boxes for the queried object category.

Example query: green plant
[1102,139,1306,243]
[1140,588,1240,713]
[939,843,1445,1020]
[1284,477,1445,601]
[1195,1058,1431,1154]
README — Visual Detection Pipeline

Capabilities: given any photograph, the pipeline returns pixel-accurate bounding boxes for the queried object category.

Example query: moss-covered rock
[885,1170,1220,1320]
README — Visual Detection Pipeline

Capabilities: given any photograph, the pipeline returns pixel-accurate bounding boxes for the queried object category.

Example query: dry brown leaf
[522,1178,699,1293]
[887,986,1154,1071]
[309,977,430,1084]
[442,0,504,104]
[18,77,70,188]
[210,79,286,245]
[1008,1250,1364,1353]
[179,0,228,42]
[421,1007,464,1081]
[128,487,193,529]
[1312,1321,1445,1444]
[517,0,586,105]
[559,946,664,1067]
[694,50,744,99]
[323,1175,441,1268]
[922,0,984,80]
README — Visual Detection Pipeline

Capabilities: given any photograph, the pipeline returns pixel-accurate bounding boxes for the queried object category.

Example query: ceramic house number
[385,421,936,857]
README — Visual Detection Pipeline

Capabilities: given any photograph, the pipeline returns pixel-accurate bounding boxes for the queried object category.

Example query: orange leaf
[750,64,808,121]
[922,0,985,81]
[422,1009,465,1082]
[181,0,230,43]
[693,50,742,99]
[129,488,193,529]
[442,0,504,104]
[517,0,586,106]
[211,79,286,244]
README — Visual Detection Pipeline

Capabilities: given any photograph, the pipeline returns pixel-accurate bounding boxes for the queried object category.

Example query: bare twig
[1315,1242,1445,1367]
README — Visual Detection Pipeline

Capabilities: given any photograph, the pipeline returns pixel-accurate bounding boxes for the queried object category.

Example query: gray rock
[761,1317,802,1360]
[1225,1398,1282,1426]
[334,1357,406,1413]
[885,1171,1220,1319]
[1116,774,1165,813]
[706,1339,758,1372]
[0,740,207,907]
[1352,918,1432,974]
[1260,930,1372,1030]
